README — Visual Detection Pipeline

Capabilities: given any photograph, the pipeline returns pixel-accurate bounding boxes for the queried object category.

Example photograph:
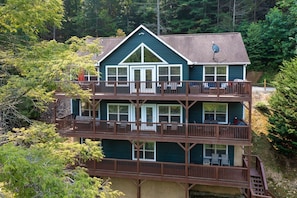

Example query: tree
[0,2,121,196]
[0,37,100,131]
[0,122,123,197]
[268,58,297,157]
[0,0,63,39]
[245,1,297,71]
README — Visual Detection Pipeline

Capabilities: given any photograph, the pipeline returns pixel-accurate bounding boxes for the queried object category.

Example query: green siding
[100,101,108,120]
[228,145,234,166]
[228,102,243,123]
[229,65,244,80]
[157,142,185,163]
[100,27,188,80]
[189,102,203,123]
[189,66,203,81]
[190,144,203,164]
[72,99,79,116]
[102,139,131,159]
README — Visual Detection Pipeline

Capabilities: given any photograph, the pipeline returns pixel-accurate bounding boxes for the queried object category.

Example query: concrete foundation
[109,177,243,198]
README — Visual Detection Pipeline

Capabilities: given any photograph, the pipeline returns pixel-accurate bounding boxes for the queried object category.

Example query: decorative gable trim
[120,43,167,64]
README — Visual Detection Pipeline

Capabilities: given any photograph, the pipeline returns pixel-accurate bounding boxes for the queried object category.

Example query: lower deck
[85,158,249,188]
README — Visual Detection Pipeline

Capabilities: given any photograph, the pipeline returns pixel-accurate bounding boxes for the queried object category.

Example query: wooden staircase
[245,156,275,198]
[250,168,265,196]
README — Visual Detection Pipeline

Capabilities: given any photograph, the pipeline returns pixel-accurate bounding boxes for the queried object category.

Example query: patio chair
[119,121,127,132]
[160,82,168,93]
[170,82,177,93]
[171,122,178,131]
[108,120,115,129]
[221,154,230,166]
[161,121,167,131]
[202,82,209,93]
[211,153,220,165]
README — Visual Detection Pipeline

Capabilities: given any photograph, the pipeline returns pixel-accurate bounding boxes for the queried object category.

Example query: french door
[132,104,156,131]
[131,66,155,93]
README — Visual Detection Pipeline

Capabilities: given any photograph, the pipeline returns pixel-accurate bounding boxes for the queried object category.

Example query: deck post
[185,183,189,198]
[137,179,141,198]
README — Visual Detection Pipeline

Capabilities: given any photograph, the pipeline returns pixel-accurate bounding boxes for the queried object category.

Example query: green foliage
[0,36,101,130]
[0,0,64,39]
[0,122,123,197]
[57,0,275,40]
[268,58,297,157]
[255,102,271,116]
[245,2,297,71]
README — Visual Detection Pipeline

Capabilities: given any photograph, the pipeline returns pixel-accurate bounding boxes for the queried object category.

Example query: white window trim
[107,103,131,121]
[105,65,129,87]
[203,65,229,81]
[202,103,228,124]
[70,67,100,81]
[84,67,100,81]
[157,104,183,123]
[120,43,167,64]
[157,64,183,87]
[132,141,156,161]
[203,144,229,159]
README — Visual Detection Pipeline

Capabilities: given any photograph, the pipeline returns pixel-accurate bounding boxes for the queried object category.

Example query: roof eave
[189,62,251,65]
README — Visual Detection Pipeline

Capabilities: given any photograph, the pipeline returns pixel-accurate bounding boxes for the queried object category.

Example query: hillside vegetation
[252,89,297,198]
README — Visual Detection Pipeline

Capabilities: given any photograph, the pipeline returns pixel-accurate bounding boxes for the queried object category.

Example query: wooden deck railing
[56,80,252,97]
[84,158,249,188]
[56,119,251,143]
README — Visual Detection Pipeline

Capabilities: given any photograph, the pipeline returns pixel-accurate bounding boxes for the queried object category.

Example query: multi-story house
[56,25,272,198]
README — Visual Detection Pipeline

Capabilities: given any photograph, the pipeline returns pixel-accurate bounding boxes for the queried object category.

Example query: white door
[132,104,156,131]
[131,66,155,93]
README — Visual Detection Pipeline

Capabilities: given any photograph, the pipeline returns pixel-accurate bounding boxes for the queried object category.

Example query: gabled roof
[95,25,250,65]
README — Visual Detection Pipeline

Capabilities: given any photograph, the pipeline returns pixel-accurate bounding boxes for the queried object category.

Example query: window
[204,66,227,81]
[123,44,163,63]
[204,144,228,158]
[81,101,99,117]
[106,66,128,86]
[107,104,129,121]
[203,103,227,124]
[158,65,182,85]
[88,67,100,81]
[158,105,182,123]
[133,141,156,161]
[72,67,100,81]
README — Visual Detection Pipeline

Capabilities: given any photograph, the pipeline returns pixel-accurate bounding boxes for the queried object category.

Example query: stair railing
[250,155,275,198]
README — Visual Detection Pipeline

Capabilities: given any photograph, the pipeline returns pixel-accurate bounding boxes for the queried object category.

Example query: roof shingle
[95,32,250,65]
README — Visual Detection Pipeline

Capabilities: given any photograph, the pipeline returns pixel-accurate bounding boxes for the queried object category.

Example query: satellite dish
[212,41,220,53]
[212,41,220,61]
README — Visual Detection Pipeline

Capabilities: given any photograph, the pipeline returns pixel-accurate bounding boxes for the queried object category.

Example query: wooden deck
[55,80,252,102]
[84,158,249,188]
[56,119,252,145]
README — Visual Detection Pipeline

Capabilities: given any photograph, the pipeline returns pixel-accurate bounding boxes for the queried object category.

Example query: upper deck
[55,80,252,102]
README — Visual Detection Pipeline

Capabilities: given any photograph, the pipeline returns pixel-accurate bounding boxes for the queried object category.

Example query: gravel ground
[252,86,275,92]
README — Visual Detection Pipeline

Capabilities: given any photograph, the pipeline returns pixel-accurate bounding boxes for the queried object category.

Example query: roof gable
[97,25,191,65]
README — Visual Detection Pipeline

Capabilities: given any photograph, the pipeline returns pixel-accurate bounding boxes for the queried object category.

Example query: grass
[251,90,297,198]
